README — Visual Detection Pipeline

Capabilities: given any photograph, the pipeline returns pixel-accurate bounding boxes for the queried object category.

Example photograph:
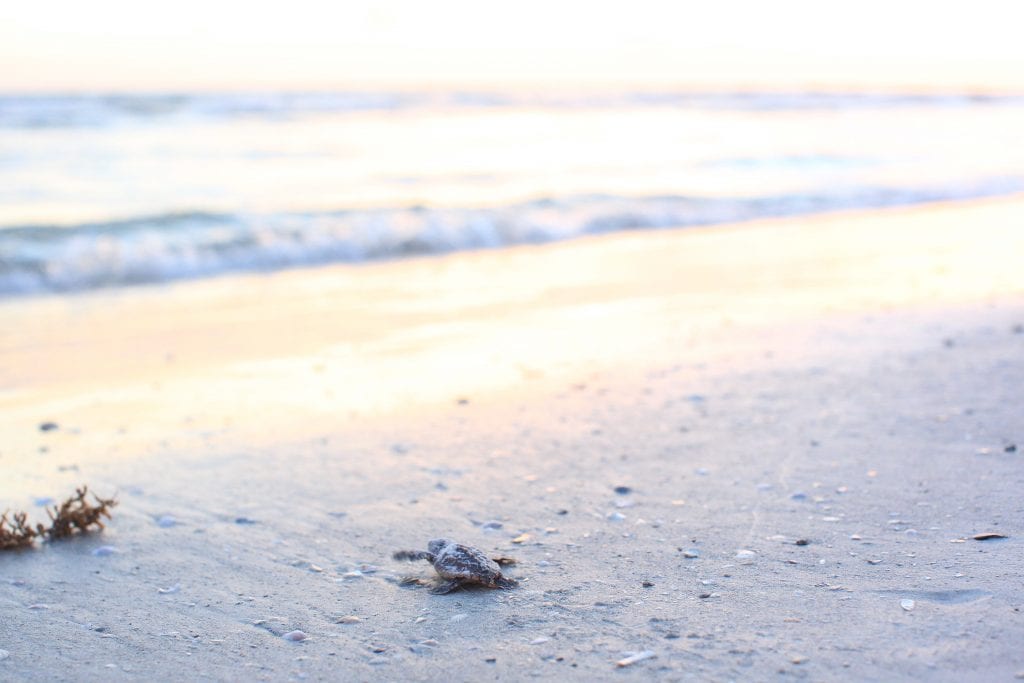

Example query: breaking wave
[2,178,1022,295]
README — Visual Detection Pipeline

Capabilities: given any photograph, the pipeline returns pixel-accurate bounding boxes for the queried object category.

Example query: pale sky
[2,0,1023,91]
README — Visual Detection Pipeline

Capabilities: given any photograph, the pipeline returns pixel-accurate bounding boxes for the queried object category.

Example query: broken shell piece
[735,549,756,563]
[616,651,656,667]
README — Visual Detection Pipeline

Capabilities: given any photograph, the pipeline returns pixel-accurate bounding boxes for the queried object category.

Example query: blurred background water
[2,90,1023,294]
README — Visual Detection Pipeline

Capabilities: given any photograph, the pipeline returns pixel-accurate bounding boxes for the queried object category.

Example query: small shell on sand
[617,651,656,667]
[900,599,915,611]
[735,549,756,563]
[282,630,308,642]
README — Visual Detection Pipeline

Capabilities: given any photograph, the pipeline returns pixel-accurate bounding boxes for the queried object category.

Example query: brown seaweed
[0,486,117,551]
[44,486,118,540]
[0,511,44,550]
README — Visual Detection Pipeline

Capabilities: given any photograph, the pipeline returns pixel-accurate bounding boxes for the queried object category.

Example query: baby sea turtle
[393,538,518,594]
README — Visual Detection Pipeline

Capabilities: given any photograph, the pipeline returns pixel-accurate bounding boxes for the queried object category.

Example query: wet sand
[1,197,1023,680]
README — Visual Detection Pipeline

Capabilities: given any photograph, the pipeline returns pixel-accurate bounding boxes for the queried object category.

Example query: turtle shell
[429,539,506,586]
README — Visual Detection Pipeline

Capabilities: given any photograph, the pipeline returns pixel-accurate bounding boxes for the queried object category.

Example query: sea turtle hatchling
[393,538,519,594]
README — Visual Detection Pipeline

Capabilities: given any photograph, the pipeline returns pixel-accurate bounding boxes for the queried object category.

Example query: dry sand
[1,197,1023,681]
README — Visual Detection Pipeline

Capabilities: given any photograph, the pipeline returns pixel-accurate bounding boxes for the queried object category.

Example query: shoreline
[1,196,1023,680]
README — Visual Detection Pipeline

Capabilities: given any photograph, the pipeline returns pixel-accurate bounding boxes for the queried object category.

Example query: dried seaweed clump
[1,486,117,551]
[45,486,118,540]
[0,511,44,550]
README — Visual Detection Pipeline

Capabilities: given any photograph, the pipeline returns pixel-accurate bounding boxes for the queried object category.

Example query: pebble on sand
[900,599,915,611]
[335,616,360,624]
[92,546,118,557]
[39,422,59,432]
[156,516,177,528]
[282,630,308,642]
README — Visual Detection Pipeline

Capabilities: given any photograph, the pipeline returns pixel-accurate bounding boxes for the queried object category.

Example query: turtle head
[427,538,452,555]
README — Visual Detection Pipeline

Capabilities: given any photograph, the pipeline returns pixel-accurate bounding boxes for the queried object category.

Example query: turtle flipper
[429,579,463,595]
[393,550,435,562]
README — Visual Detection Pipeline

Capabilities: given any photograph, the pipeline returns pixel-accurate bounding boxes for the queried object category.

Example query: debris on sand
[616,650,656,667]
[43,486,118,540]
[972,533,1008,541]
[0,511,42,550]
[1,486,117,551]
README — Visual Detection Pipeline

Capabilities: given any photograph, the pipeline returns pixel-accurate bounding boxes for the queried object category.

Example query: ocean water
[2,90,1023,295]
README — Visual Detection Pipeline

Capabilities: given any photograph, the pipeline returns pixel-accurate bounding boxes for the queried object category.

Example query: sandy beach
[1,196,1023,681]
